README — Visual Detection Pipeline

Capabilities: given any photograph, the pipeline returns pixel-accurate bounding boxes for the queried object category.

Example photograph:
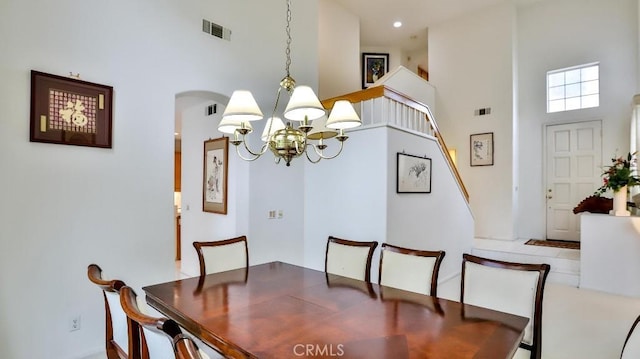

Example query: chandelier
[217,0,362,166]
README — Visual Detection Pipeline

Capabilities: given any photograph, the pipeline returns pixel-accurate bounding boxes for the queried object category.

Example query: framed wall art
[362,53,389,89]
[397,152,432,193]
[203,137,229,214]
[30,70,113,148]
[470,132,494,166]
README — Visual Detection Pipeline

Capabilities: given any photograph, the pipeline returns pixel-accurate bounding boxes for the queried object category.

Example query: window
[547,63,599,113]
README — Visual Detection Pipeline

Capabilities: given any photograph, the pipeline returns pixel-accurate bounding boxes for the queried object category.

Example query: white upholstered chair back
[143,326,181,359]
[461,254,550,359]
[622,315,640,359]
[193,236,248,276]
[378,243,445,297]
[325,236,378,282]
[104,291,129,355]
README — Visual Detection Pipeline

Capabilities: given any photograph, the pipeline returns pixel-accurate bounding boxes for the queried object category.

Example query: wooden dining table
[143,261,528,359]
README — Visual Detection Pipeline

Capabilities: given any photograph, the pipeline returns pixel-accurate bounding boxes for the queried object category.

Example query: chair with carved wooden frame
[621,314,640,358]
[87,264,128,359]
[378,243,446,297]
[193,236,248,277]
[461,254,550,359]
[173,335,206,359]
[325,236,379,282]
[119,285,215,359]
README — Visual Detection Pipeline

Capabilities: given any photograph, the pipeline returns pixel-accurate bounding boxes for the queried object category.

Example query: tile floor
[437,238,640,359]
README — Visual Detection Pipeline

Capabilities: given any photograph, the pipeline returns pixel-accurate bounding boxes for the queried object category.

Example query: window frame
[546,62,600,113]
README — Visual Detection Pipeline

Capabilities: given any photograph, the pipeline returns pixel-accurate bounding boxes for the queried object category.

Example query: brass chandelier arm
[239,132,270,157]
[305,140,346,162]
[232,144,263,162]
[229,135,269,161]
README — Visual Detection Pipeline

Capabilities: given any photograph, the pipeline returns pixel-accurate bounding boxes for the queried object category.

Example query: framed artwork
[397,152,432,193]
[470,132,494,166]
[203,137,229,214]
[30,70,113,148]
[362,53,389,89]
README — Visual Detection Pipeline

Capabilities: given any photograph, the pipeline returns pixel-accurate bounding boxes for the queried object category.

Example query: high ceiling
[331,0,538,52]
[175,0,542,141]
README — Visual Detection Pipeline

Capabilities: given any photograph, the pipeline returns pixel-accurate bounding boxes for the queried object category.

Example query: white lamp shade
[326,100,362,130]
[261,117,286,141]
[307,115,338,140]
[218,117,253,134]
[284,86,325,122]
[221,90,264,122]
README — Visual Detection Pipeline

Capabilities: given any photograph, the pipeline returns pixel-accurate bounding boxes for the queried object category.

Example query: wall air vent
[202,19,231,41]
[206,104,217,116]
[474,107,492,116]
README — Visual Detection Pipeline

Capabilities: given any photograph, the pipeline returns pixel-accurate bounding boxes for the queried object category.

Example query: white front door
[545,120,602,241]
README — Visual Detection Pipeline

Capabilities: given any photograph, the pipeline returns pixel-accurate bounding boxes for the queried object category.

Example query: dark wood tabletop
[143,261,527,359]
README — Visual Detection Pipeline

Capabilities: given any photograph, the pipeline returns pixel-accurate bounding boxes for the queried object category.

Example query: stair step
[472,238,580,287]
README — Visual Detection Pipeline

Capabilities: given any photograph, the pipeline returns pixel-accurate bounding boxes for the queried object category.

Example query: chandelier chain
[285,0,292,78]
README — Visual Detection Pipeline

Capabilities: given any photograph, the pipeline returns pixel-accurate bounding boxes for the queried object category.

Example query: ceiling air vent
[202,19,231,41]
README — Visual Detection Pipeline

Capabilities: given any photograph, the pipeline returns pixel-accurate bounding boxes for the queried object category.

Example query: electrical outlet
[69,315,81,332]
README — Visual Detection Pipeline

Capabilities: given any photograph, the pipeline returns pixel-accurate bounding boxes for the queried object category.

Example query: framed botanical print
[397,152,432,193]
[470,132,494,166]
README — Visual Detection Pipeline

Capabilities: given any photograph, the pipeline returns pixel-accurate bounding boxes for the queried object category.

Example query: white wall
[0,0,318,358]
[404,48,429,76]
[318,0,361,99]
[303,127,388,278]
[428,2,516,240]
[375,66,436,110]
[179,100,251,276]
[515,0,638,240]
[302,124,474,283]
[386,128,473,282]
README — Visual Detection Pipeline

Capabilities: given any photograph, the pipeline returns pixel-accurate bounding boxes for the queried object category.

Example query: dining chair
[621,314,640,358]
[378,243,445,297]
[173,334,206,359]
[87,264,128,359]
[461,254,550,359]
[325,236,378,282]
[119,285,217,359]
[192,236,248,276]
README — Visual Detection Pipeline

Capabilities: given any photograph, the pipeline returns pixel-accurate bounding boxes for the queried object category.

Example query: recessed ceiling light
[393,21,402,28]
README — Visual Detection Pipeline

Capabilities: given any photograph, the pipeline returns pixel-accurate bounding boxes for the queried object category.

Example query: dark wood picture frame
[362,53,390,89]
[203,137,229,214]
[397,152,432,193]
[470,132,494,166]
[30,70,113,148]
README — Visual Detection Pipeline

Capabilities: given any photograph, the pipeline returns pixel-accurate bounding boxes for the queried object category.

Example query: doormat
[525,239,580,250]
